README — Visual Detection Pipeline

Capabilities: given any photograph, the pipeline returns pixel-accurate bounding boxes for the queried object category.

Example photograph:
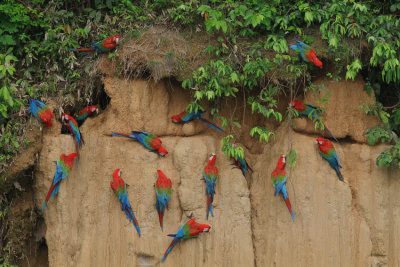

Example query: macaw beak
[203,228,210,232]
[115,38,119,44]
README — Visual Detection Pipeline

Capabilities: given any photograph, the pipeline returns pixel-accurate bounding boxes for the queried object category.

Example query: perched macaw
[69,35,120,53]
[289,100,338,142]
[42,153,77,211]
[76,105,99,121]
[62,114,84,159]
[289,38,323,68]
[271,155,295,221]
[110,169,141,237]
[171,110,224,132]
[316,137,343,181]
[161,218,211,263]
[203,153,218,219]
[155,169,172,231]
[111,131,168,156]
[232,155,253,178]
[27,97,54,127]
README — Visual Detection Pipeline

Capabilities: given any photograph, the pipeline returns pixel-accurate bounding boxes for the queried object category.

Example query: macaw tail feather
[156,201,164,231]
[283,196,295,222]
[42,181,61,211]
[111,132,136,139]
[69,48,96,53]
[161,238,180,263]
[323,124,339,142]
[206,194,214,219]
[125,207,141,237]
[199,118,225,132]
[334,166,344,181]
[240,168,246,178]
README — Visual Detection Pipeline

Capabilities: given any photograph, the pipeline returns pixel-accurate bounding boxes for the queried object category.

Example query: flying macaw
[171,110,224,132]
[69,35,120,53]
[76,105,99,121]
[203,153,218,219]
[27,97,54,127]
[111,131,168,156]
[289,100,339,142]
[232,155,253,178]
[289,38,323,68]
[62,114,84,159]
[110,169,141,237]
[42,153,77,211]
[316,137,343,181]
[161,218,211,263]
[155,169,172,231]
[271,155,295,222]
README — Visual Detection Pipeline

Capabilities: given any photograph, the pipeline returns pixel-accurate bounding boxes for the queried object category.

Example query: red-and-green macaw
[271,155,295,221]
[76,105,99,121]
[42,153,77,211]
[232,155,253,178]
[69,35,119,53]
[316,137,343,181]
[161,218,211,263]
[28,97,54,127]
[62,113,84,159]
[171,110,224,132]
[289,100,338,142]
[155,169,172,231]
[110,169,141,237]
[289,38,322,68]
[111,131,168,156]
[203,153,218,219]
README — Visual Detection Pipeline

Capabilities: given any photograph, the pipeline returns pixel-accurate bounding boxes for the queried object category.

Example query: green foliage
[287,150,297,169]
[365,126,393,146]
[221,135,244,160]
[249,126,275,143]
[376,142,400,168]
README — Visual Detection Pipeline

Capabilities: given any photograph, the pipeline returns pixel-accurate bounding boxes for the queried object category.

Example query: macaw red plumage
[290,39,322,68]
[155,169,172,231]
[271,155,295,221]
[289,100,338,142]
[76,105,99,121]
[161,218,211,262]
[203,153,218,219]
[70,35,119,53]
[110,169,141,237]
[111,131,168,156]
[27,97,54,127]
[42,153,77,211]
[316,137,343,181]
[171,110,224,132]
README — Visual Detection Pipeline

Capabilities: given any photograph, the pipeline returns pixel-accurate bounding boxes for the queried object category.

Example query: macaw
[289,100,339,142]
[69,35,120,53]
[316,137,343,181]
[203,153,218,219]
[111,131,168,156]
[271,155,295,221]
[289,38,323,68]
[155,169,172,231]
[161,218,211,263]
[171,110,224,132]
[232,155,253,178]
[76,105,99,121]
[42,153,77,211]
[27,97,54,127]
[110,169,141,237]
[62,114,84,159]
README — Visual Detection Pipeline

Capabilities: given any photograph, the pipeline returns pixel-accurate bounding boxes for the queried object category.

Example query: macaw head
[111,169,122,190]
[276,154,286,170]
[62,153,77,166]
[113,35,120,44]
[91,105,99,114]
[288,100,305,111]
[313,58,323,68]
[157,169,166,179]
[208,153,216,166]
[66,153,77,160]
[158,146,168,157]
[171,114,181,123]
[61,113,72,124]
[316,137,327,146]
[199,223,211,232]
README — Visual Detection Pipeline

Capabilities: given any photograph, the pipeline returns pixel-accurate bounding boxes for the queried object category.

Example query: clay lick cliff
[17,68,397,267]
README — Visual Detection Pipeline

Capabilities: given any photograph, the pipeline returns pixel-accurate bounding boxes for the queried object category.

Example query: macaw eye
[209,153,215,160]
